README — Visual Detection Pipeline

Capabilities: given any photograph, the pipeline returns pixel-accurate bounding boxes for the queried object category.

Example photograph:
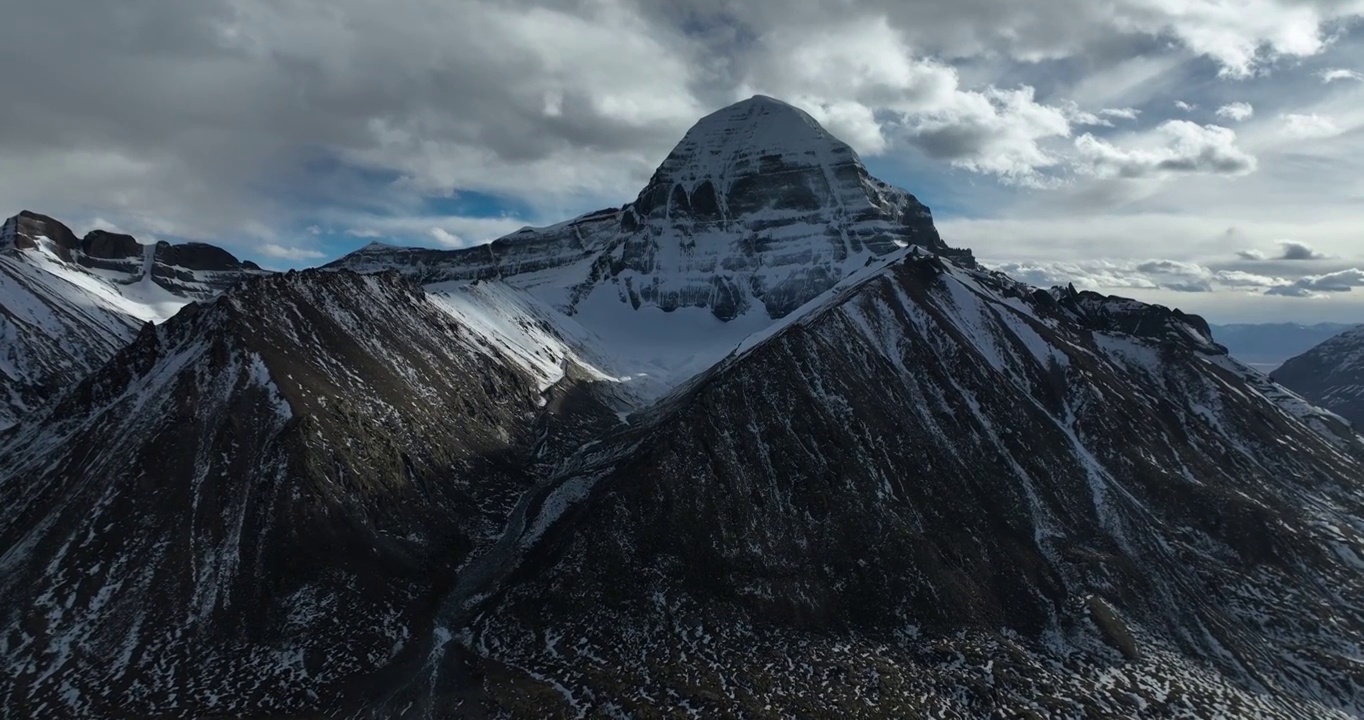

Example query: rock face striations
[3,97,1364,719]
[1274,323,1364,429]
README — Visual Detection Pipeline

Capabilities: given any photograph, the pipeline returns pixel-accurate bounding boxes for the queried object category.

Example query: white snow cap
[649,95,864,192]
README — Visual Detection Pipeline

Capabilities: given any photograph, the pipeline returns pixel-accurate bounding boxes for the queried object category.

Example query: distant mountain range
[1209,322,1357,372]
[0,211,263,428]
[3,96,1364,719]
[1273,324,1364,429]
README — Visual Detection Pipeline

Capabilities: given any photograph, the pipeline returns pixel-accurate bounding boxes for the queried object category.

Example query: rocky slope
[3,97,1364,719]
[1273,324,1364,429]
[0,269,621,717]
[0,211,265,427]
[378,251,1364,719]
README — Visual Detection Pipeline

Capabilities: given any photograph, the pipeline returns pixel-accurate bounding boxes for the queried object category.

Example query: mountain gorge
[3,96,1364,719]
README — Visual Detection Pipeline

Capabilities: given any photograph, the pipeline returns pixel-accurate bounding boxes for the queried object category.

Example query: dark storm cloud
[1237,241,1328,261]
[1279,241,1326,260]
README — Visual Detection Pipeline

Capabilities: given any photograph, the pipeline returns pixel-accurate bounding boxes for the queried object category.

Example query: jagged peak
[1044,284,1220,350]
[2,210,262,273]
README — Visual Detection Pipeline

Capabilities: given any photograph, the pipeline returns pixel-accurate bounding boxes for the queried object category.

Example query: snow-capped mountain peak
[329,96,973,401]
[638,95,861,200]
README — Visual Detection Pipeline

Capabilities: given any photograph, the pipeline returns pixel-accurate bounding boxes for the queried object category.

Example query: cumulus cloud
[1320,68,1364,83]
[1064,104,1141,126]
[992,258,1290,294]
[681,0,1361,77]
[738,18,1075,185]
[258,243,328,261]
[1100,107,1141,121]
[1216,102,1255,122]
[1239,241,1328,260]
[0,0,708,243]
[1073,121,1257,179]
[995,255,1364,300]
[904,87,1073,184]
[1266,268,1364,296]
[336,213,530,249]
[1280,113,1342,139]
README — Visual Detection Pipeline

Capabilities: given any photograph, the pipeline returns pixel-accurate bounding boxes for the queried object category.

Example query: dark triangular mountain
[368,251,1364,718]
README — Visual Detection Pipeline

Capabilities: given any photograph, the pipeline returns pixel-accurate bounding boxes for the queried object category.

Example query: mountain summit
[630,95,929,228]
[644,95,851,189]
[330,96,969,398]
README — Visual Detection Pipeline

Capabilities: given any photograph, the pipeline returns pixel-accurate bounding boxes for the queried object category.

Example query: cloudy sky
[4,0,1364,322]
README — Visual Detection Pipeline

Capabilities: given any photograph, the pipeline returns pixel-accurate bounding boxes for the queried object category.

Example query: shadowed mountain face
[439,255,1364,719]
[4,98,1364,719]
[0,211,265,427]
[0,270,620,717]
[1273,324,1364,429]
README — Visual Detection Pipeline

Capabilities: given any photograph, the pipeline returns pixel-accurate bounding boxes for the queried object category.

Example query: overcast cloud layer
[2,0,1363,322]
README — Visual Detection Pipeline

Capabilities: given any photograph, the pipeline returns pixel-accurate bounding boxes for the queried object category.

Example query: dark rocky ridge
[2,210,261,279]
[1273,324,1364,428]
[0,269,620,717]
[2,211,81,257]
[80,229,142,259]
[442,254,1364,718]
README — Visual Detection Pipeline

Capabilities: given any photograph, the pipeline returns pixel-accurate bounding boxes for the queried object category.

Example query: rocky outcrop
[2,210,81,258]
[80,230,142,259]
[154,240,262,272]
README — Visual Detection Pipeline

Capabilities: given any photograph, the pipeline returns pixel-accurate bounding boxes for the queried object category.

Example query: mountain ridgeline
[0,211,265,427]
[1274,323,1364,428]
[2,96,1363,719]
